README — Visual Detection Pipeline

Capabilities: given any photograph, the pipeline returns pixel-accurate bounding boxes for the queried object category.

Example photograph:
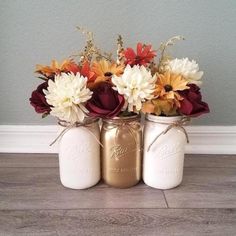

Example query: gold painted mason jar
[101,115,142,188]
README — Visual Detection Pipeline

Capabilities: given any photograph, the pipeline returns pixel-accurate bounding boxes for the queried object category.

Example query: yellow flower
[91,60,124,84]
[154,71,189,107]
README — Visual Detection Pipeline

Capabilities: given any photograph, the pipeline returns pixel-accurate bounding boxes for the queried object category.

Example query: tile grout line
[162,191,169,208]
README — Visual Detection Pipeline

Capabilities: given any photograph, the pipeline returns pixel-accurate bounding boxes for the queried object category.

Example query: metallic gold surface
[101,115,142,188]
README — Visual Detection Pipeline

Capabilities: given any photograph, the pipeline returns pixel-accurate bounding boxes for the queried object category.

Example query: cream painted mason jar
[58,118,101,189]
[143,114,188,189]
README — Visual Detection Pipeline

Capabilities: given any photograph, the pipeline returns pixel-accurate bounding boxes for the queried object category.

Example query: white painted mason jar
[58,118,101,189]
[143,114,187,189]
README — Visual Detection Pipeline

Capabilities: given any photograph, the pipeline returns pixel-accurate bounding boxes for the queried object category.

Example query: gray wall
[0,0,235,125]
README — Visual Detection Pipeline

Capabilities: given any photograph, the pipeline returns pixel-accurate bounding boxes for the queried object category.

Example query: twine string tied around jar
[50,120,104,147]
[147,116,190,152]
[104,120,142,147]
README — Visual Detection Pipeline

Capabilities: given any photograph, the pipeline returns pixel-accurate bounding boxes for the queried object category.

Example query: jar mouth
[58,117,99,127]
[103,114,140,123]
[146,114,183,123]
[83,116,99,124]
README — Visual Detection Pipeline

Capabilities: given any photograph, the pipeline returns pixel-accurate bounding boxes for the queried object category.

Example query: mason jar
[143,114,188,189]
[58,118,101,189]
[101,115,142,188]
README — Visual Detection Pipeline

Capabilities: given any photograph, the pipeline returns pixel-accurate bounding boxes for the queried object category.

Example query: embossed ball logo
[110,145,128,161]
[156,142,183,159]
[61,143,92,162]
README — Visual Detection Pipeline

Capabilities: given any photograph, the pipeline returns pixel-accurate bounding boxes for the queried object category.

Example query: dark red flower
[86,82,125,118]
[124,42,156,66]
[178,84,210,117]
[29,82,51,114]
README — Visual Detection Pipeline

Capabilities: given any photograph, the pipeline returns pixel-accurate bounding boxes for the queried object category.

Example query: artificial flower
[142,99,177,116]
[112,65,156,112]
[63,61,80,74]
[91,59,124,85]
[178,84,209,117]
[86,82,125,118]
[164,58,204,86]
[155,71,189,107]
[78,61,97,88]
[141,100,155,114]
[152,99,177,116]
[29,81,51,114]
[124,42,156,66]
[35,59,80,79]
[44,72,92,123]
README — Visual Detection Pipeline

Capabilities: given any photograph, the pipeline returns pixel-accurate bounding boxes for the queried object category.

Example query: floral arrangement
[30,27,209,123]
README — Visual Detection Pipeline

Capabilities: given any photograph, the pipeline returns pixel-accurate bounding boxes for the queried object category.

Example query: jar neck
[146,114,183,124]
[103,114,140,124]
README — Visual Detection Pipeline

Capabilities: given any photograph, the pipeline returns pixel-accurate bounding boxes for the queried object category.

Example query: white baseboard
[0,125,58,154]
[0,125,235,154]
[185,126,236,154]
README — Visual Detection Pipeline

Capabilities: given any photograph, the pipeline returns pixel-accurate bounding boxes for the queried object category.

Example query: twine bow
[104,120,142,146]
[50,120,103,147]
[147,116,190,152]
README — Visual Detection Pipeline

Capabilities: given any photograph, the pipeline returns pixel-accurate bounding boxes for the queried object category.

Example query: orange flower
[142,101,155,114]
[78,61,97,88]
[142,99,177,116]
[153,99,177,116]
[91,60,124,84]
[154,71,189,107]
[63,61,80,74]
[35,59,80,79]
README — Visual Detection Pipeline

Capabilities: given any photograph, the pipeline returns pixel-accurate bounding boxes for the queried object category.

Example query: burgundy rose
[178,84,210,117]
[86,82,125,118]
[29,81,51,114]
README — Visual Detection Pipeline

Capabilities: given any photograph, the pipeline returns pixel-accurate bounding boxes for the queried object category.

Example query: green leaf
[42,113,49,119]
[37,76,47,81]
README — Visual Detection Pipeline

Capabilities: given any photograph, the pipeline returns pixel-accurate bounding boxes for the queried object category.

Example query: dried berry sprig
[116,35,125,65]
[158,36,185,72]
[73,26,113,63]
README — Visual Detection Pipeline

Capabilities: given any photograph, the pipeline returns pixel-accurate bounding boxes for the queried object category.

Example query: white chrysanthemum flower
[112,65,156,112]
[44,72,92,123]
[164,58,204,86]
